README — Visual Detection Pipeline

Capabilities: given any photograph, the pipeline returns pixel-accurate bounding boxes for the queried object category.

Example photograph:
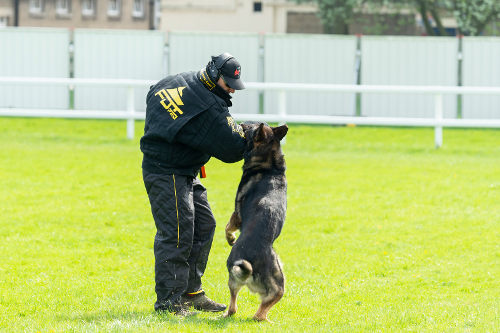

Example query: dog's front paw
[253,314,273,323]
[226,232,236,246]
[223,311,234,318]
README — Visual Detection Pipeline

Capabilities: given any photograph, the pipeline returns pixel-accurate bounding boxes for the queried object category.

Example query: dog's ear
[254,123,267,142]
[240,123,251,131]
[273,124,288,141]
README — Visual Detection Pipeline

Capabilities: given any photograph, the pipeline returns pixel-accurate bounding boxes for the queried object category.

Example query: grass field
[0,118,499,332]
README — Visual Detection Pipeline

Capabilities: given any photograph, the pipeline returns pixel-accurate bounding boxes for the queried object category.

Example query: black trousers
[143,170,216,311]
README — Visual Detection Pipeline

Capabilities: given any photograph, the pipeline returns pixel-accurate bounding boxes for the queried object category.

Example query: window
[29,0,44,15]
[132,0,145,18]
[81,0,95,17]
[56,0,71,16]
[253,2,262,12]
[108,0,121,18]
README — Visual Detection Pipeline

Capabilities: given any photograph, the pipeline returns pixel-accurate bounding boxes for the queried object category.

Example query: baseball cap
[220,57,245,90]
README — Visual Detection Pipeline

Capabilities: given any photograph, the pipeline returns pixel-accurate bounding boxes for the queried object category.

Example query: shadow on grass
[60,309,260,329]
[177,314,258,329]
[155,311,259,328]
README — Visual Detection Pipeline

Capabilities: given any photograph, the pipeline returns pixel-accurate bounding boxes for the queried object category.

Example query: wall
[286,12,323,34]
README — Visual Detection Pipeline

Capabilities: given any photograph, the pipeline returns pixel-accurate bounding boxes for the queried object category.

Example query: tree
[294,0,500,36]
[413,0,500,36]
[449,0,500,36]
[295,0,358,34]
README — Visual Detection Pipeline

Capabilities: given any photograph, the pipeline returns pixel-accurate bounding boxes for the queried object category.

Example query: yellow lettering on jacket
[155,86,186,120]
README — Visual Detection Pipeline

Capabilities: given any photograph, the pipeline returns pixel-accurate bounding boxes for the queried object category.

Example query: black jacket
[140,70,246,176]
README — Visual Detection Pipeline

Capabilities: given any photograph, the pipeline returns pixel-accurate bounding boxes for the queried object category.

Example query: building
[2,0,159,29]
[160,0,319,34]
[0,0,13,26]
[0,0,319,32]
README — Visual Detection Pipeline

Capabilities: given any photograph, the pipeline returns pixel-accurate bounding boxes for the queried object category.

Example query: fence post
[127,86,135,140]
[354,34,362,116]
[279,89,286,144]
[434,93,443,148]
[163,42,170,77]
[457,35,463,119]
[258,33,265,114]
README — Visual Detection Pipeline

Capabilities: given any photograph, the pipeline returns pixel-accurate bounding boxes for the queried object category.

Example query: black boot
[156,303,198,317]
[181,291,227,312]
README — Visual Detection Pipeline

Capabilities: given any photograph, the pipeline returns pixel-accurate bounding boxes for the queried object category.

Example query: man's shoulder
[159,72,218,98]
[152,71,193,89]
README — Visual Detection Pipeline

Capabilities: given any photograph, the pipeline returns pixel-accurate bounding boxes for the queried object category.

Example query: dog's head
[240,122,288,171]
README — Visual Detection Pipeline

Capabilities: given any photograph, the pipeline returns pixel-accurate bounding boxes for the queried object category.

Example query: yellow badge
[227,116,245,138]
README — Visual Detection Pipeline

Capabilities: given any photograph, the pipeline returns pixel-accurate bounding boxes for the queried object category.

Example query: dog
[223,122,288,322]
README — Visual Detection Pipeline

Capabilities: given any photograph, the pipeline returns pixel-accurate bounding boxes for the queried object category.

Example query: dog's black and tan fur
[224,122,288,322]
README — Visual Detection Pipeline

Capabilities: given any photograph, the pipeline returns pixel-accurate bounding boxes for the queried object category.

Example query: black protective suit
[140,69,246,311]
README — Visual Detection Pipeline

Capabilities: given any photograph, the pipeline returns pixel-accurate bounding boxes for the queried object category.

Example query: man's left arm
[176,108,246,163]
[199,111,246,163]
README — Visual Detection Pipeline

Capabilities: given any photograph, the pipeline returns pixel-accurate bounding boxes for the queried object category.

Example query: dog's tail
[231,259,253,282]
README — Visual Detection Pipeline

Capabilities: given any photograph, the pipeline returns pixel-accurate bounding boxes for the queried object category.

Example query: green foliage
[449,0,500,35]
[294,0,359,33]
[0,118,499,331]
[351,12,415,35]
[295,0,500,35]
[415,0,500,35]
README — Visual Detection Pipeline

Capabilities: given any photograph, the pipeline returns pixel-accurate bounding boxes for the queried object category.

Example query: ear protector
[207,53,234,83]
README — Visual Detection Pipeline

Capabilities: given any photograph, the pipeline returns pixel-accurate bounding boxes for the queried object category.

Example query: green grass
[0,118,499,332]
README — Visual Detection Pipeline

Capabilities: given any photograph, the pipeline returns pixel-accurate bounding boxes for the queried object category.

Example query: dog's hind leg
[253,287,284,323]
[223,278,242,318]
[253,257,285,322]
[225,211,241,246]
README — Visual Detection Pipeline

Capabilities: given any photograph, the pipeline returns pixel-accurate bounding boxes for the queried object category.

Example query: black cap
[220,57,245,90]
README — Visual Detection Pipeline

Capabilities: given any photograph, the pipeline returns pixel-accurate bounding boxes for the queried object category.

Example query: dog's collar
[242,166,285,177]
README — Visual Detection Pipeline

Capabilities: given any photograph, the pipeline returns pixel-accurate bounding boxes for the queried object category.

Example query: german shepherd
[224,122,288,322]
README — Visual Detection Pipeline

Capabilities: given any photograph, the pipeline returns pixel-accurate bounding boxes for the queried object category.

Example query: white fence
[263,34,358,117]
[2,28,500,118]
[1,77,499,148]
[361,36,458,118]
[0,28,69,109]
[73,29,165,112]
[462,37,500,119]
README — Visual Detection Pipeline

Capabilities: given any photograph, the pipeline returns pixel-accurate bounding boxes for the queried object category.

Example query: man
[140,53,247,317]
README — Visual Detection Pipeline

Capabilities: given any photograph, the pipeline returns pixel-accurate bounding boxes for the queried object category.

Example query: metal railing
[1,77,500,147]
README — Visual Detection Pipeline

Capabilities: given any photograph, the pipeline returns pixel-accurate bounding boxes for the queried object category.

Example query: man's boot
[156,303,198,318]
[181,291,227,312]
